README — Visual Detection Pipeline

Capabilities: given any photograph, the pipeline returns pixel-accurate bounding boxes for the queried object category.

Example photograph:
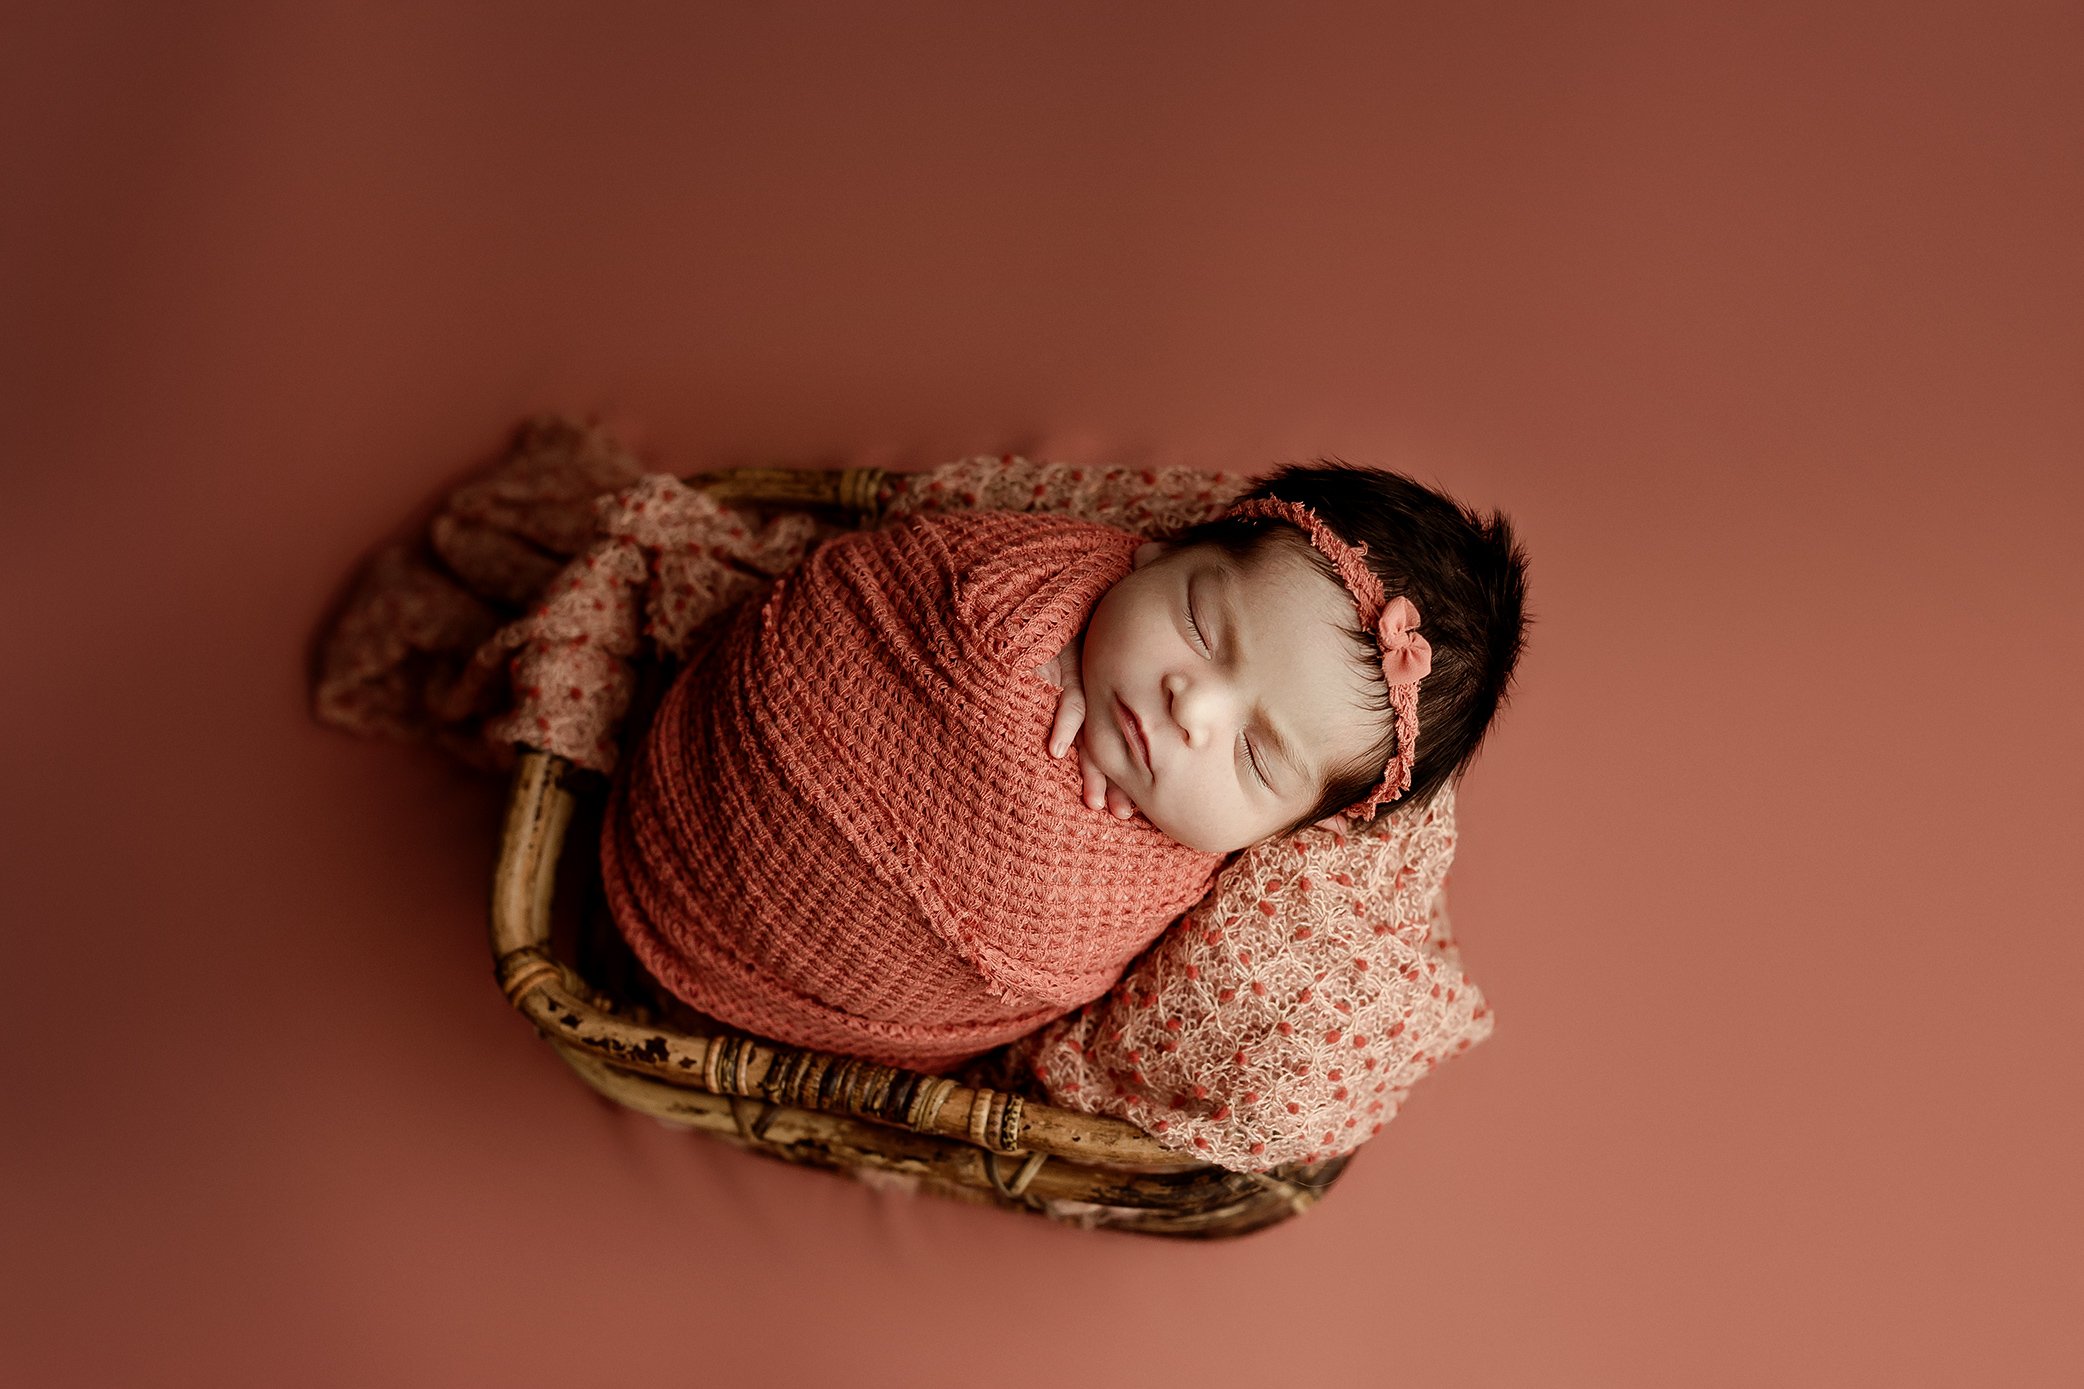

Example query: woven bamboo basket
[488,466,1353,1237]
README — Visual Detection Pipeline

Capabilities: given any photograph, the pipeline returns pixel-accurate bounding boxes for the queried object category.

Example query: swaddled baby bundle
[602,504,1225,1069]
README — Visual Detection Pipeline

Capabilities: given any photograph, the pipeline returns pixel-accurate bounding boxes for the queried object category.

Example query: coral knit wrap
[600,509,1226,1069]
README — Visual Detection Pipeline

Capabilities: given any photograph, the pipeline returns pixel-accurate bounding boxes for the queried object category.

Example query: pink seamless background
[4,4,2079,1385]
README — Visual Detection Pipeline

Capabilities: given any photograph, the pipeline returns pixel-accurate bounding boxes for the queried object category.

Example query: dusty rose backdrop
[4,3,2078,1385]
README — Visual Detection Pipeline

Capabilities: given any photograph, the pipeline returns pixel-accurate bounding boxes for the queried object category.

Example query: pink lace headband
[1223,498,1432,817]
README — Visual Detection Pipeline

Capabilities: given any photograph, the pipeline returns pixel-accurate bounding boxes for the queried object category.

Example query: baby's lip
[1114,695,1151,776]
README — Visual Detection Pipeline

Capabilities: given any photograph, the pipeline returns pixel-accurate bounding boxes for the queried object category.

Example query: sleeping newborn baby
[602,464,1524,1070]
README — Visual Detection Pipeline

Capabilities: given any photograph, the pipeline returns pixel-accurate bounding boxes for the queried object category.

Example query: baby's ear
[1132,540,1166,569]
[1311,813,1352,838]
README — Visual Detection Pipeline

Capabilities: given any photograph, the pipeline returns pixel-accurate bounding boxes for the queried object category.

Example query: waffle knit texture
[600,507,1226,1069]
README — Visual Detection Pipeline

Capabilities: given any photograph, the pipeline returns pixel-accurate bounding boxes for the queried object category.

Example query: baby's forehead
[1173,531,1349,612]
[1170,527,1301,576]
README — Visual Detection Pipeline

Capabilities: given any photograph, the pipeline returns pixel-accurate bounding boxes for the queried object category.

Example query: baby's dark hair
[1168,462,1530,832]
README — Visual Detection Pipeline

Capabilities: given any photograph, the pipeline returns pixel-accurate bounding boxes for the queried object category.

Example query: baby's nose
[1163,672,1212,748]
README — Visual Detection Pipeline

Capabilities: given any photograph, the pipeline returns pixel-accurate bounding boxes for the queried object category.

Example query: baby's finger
[1076,740,1109,811]
[1105,783,1136,820]
[1049,683,1087,758]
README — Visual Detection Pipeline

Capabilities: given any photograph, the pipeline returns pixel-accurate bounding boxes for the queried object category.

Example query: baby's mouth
[1114,695,1151,776]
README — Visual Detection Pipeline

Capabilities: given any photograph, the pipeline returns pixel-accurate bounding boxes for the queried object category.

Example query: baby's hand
[1034,635,1137,820]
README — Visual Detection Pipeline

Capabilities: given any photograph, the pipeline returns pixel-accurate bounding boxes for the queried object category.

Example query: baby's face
[1078,534,1386,854]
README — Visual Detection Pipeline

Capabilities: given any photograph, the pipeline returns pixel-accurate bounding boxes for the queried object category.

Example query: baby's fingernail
[1115,806,1132,819]
[1049,739,1065,757]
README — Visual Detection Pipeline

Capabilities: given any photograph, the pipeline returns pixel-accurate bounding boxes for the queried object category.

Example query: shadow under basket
[485,466,1352,1238]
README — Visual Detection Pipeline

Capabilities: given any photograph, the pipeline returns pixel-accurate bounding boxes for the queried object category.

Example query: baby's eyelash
[1185,599,1210,654]
[1241,732,1268,786]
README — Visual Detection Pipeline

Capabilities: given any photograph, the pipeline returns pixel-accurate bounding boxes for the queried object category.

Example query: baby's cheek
[1138,794,1222,855]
